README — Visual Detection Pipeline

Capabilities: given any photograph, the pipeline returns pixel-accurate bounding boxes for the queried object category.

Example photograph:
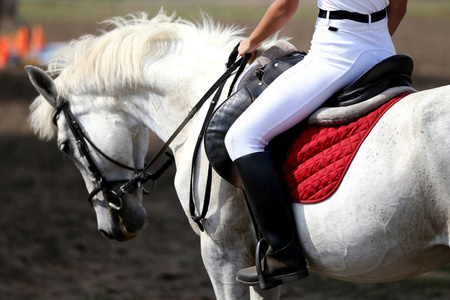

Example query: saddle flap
[205,47,304,188]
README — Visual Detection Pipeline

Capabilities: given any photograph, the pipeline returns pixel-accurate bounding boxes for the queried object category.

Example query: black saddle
[204,52,414,187]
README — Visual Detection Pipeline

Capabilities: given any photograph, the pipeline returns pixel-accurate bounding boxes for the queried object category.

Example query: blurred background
[0,0,449,299]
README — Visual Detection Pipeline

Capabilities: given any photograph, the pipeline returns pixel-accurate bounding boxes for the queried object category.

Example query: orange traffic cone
[15,26,30,59]
[0,36,10,69]
[30,25,46,52]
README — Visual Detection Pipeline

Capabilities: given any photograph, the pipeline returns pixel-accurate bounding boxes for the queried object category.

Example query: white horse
[26,12,450,300]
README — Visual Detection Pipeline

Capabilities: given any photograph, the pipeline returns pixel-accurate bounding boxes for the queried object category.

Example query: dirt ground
[0,14,450,300]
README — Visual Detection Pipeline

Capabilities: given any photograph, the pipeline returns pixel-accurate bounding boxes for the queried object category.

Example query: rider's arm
[387,0,408,36]
[238,0,300,57]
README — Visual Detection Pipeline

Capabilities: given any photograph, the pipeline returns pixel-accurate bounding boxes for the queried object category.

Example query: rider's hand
[238,38,259,59]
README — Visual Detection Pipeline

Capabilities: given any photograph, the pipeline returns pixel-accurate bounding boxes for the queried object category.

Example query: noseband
[52,100,173,211]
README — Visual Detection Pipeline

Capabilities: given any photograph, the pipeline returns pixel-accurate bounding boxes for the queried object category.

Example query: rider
[224,0,408,290]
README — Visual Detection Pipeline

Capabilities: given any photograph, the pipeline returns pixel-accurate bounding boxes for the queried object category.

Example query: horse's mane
[49,10,245,95]
[29,10,287,140]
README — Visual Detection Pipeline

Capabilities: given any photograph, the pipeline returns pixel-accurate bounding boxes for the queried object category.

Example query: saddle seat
[204,42,414,188]
[328,54,414,107]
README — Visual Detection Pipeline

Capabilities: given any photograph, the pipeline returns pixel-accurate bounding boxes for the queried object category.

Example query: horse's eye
[59,141,71,155]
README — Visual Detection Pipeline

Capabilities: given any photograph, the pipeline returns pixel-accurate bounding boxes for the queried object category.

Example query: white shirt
[317,0,390,14]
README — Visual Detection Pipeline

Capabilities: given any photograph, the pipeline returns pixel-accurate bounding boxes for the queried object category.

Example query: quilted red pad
[282,93,410,204]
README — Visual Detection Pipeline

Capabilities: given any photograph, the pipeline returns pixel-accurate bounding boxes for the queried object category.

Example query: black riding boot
[234,151,308,290]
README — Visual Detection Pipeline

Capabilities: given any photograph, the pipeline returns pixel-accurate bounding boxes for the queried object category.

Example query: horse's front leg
[198,187,281,300]
[173,148,280,299]
[200,232,281,299]
[199,229,252,299]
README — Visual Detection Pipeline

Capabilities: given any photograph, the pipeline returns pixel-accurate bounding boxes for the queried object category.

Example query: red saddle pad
[282,93,410,204]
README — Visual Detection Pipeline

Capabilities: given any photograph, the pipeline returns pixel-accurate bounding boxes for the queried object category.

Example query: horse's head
[26,66,149,242]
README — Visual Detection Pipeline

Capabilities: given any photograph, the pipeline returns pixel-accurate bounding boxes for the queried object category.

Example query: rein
[141,49,249,172]
[119,50,249,207]
[52,46,249,220]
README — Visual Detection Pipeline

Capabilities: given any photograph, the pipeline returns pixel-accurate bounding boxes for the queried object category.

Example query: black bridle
[51,47,248,218]
[52,100,173,210]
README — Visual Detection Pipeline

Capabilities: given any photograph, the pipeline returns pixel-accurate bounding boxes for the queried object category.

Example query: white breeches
[225,17,396,161]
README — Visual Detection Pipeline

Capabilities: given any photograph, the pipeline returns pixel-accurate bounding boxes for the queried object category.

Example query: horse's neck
[136,47,232,146]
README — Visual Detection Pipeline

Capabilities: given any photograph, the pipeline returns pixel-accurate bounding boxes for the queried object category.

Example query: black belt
[318,8,387,23]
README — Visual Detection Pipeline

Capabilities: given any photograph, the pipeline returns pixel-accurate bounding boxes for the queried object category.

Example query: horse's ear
[25,65,58,108]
